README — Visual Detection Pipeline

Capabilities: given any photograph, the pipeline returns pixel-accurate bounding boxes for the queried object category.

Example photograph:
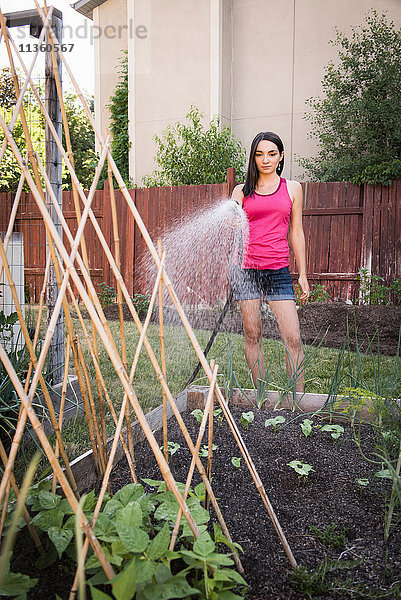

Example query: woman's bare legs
[239,298,265,386]
[268,299,305,392]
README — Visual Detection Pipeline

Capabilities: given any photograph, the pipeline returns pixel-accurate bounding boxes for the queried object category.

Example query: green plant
[289,557,362,598]
[287,460,314,485]
[191,408,223,427]
[160,441,181,456]
[264,415,286,433]
[231,457,241,469]
[191,409,204,425]
[298,11,401,185]
[356,477,370,493]
[97,282,117,308]
[319,424,344,441]
[300,419,314,438]
[142,105,246,186]
[294,283,332,305]
[3,479,247,600]
[198,444,217,458]
[132,293,150,319]
[356,269,401,306]
[310,522,347,549]
[239,411,254,430]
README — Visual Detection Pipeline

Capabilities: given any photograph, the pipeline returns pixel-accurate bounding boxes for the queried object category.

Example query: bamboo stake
[206,360,216,511]
[108,164,135,470]
[51,336,71,494]
[158,239,169,464]
[169,363,219,551]
[0,440,44,552]
[0,346,115,580]
[63,274,137,483]
[33,151,107,475]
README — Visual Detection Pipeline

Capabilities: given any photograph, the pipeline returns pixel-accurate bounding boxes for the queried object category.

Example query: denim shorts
[231,265,295,301]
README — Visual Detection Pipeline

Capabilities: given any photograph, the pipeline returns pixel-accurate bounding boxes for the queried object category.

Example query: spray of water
[142,199,248,313]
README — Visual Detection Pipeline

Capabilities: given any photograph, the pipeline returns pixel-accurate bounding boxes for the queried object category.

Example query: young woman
[231,131,310,391]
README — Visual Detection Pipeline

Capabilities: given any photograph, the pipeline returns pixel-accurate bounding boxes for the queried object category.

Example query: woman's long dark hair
[242,131,285,198]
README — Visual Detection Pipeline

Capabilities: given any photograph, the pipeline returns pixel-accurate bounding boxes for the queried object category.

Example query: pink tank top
[241,178,292,270]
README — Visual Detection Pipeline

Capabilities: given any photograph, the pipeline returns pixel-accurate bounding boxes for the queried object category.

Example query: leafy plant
[198,444,217,458]
[97,282,117,307]
[294,283,332,305]
[160,441,181,456]
[231,457,241,469]
[239,411,254,430]
[356,478,370,493]
[191,409,204,425]
[132,293,150,319]
[300,419,314,438]
[319,424,344,441]
[287,460,314,484]
[3,479,247,600]
[142,105,246,186]
[264,415,286,433]
[357,269,401,306]
[191,408,223,427]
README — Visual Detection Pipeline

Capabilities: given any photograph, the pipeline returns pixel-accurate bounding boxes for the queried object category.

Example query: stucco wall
[93,0,127,151]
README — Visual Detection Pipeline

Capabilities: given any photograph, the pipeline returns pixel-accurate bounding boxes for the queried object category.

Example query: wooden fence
[0,174,400,305]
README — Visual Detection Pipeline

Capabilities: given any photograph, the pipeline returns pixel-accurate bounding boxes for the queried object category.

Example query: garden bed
[98,301,401,356]
[107,403,401,599]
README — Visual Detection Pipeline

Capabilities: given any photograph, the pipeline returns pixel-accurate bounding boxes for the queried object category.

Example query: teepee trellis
[0,4,298,595]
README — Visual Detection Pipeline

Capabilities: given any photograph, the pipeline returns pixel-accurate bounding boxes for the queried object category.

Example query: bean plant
[2,479,247,599]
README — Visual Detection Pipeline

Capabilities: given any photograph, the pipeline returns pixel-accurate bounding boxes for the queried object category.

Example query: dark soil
[109,407,401,600]
[98,302,401,356]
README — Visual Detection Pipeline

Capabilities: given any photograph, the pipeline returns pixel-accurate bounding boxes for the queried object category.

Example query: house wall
[93,0,127,151]
[92,0,401,184]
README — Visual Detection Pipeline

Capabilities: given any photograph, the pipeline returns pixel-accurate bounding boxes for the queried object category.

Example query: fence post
[227,168,236,196]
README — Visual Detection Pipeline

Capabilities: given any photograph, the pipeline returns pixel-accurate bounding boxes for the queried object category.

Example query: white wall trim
[127,0,136,183]
[210,0,222,121]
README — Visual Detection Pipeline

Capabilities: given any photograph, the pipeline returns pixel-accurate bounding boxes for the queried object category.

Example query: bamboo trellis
[0,4,297,596]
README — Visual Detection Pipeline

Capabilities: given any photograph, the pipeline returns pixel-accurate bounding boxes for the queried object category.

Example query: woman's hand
[298,275,310,301]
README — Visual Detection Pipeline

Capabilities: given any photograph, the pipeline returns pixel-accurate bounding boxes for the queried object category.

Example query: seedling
[320,424,344,440]
[190,409,204,424]
[231,457,241,469]
[190,408,224,426]
[356,478,370,493]
[310,522,347,549]
[265,415,285,432]
[213,408,224,425]
[240,411,254,429]
[160,441,180,456]
[287,460,314,484]
[300,419,314,438]
[198,444,217,458]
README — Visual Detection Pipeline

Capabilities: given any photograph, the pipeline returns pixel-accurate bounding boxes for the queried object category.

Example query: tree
[299,11,401,185]
[62,93,96,190]
[0,66,96,193]
[142,105,246,186]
